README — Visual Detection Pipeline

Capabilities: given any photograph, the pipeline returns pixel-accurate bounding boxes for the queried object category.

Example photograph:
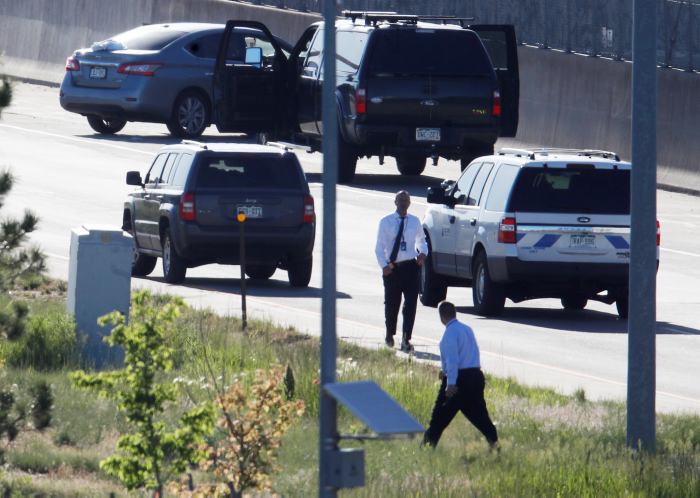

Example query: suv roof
[494,148,627,166]
[163,140,296,155]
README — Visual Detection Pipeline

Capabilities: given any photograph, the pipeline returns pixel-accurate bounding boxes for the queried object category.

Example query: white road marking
[661,247,700,258]
[47,252,69,261]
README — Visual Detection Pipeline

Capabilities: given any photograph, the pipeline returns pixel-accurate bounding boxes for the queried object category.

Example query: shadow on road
[75,132,254,146]
[142,275,352,299]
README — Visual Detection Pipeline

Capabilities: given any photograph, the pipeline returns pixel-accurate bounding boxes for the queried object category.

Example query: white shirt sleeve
[375,217,388,268]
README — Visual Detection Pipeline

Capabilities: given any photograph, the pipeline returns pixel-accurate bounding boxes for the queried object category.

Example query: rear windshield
[195,154,303,189]
[111,27,187,50]
[508,167,630,214]
[366,28,494,77]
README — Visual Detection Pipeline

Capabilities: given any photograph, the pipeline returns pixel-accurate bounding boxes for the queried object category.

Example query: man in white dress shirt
[423,301,498,449]
[374,190,428,352]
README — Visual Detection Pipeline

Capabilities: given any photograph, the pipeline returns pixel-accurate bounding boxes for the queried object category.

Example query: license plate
[570,234,596,248]
[236,205,263,219]
[89,66,107,79]
[416,127,440,142]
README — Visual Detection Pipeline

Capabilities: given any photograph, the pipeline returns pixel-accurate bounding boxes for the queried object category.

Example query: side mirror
[126,171,143,186]
[426,186,447,205]
[245,46,263,67]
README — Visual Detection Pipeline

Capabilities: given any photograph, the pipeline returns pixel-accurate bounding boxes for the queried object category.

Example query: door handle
[156,195,164,200]
[449,216,456,224]
[144,194,151,199]
[470,218,477,226]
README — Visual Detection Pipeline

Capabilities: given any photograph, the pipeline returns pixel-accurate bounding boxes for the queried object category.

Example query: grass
[0,295,698,496]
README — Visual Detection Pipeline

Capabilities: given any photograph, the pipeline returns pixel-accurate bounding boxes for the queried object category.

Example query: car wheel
[419,253,447,307]
[396,155,427,176]
[460,144,495,171]
[86,115,126,134]
[161,228,187,284]
[616,287,629,319]
[338,136,358,184]
[472,251,505,316]
[288,257,312,288]
[131,241,157,277]
[246,264,276,280]
[166,91,210,138]
[561,294,588,311]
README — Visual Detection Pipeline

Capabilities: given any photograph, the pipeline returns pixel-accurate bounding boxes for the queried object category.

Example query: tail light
[303,195,315,223]
[656,220,660,246]
[117,62,163,76]
[355,88,366,114]
[498,217,516,243]
[65,56,80,71]
[492,90,502,117]
[179,192,196,221]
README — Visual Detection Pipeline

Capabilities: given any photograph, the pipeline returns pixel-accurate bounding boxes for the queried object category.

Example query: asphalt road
[2,82,699,413]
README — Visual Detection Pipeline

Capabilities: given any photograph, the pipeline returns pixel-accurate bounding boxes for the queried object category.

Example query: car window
[195,154,303,189]
[336,31,368,75]
[110,26,187,51]
[160,153,179,185]
[303,29,323,78]
[467,162,494,206]
[144,153,168,185]
[170,153,194,188]
[474,30,510,70]
[454,162,482,205]
[485,163,520,211]
[186,33,220,59]
[366,29,494,77]
[508,167,631,214]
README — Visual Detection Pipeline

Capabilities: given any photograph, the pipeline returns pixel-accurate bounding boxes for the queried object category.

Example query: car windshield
[195,154,303,189]
[366,28,494,77]
[108,26,188,51]
[508,167,631,214]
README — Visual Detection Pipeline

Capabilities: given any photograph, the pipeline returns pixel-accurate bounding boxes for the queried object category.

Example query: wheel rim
[476,264,486,303]
[177,96,205,134]
[163,237,171,275]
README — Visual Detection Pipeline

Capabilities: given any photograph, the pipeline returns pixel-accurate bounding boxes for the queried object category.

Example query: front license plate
[236,205,263,219]
[89,66,107,79]
[416,127,440,142]
[570,234,596,248]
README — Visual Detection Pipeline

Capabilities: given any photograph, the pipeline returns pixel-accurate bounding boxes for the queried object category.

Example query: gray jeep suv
[123,141,315,286]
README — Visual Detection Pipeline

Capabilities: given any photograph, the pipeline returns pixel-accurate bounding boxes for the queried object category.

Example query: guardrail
[240,0,699,73]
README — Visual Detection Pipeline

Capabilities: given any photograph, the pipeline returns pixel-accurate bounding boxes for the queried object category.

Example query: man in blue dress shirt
[423,301,498,449]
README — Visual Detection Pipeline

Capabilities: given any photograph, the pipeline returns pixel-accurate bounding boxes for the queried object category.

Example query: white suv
[420,148,658,318]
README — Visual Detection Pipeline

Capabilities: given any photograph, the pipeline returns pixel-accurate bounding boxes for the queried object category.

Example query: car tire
[246,264,276,280]
[472,251,505,316]
[132,244,157,277]
[166,90,210,138]
[337,136,358,184]
[396,155,427,176]
[561,294,588,311]
[86,115,126,134]
[161,228,187,284]
[616,287,629,319]
[419,253,447,307]
[288,257,312,288]
[460,144,495,171]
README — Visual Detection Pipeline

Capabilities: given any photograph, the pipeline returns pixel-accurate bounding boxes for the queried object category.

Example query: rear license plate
[236,205,263,219]
[89,66,107,79]
[416,127,440,142]
[569,234,596,248]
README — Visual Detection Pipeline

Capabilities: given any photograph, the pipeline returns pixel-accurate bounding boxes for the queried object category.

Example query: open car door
[213,21,288,135]
[470,25,519,137]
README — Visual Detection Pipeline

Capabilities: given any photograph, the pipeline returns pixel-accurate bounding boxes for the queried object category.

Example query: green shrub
[0,311,79,370]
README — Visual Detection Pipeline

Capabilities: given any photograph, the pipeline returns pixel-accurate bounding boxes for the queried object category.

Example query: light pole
[237,210,247,332]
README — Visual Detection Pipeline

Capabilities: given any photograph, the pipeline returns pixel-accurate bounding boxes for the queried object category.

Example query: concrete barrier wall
[1,0,698,192]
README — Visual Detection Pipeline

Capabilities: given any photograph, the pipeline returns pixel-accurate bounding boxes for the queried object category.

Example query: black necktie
[389,216,405,263]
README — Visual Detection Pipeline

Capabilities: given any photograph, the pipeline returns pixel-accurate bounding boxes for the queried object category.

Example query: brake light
[355,88,366,114]
[117,62,163,76]
[656,220,660,246]
[498,217,516,243]
[179,192,195,221]
[65,56,80,71]
[303,195,315,223]
[492,90,502,117]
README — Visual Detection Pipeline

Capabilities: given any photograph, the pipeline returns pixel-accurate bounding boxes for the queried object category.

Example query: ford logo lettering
[420,99,437,107]
[578,216,591,223]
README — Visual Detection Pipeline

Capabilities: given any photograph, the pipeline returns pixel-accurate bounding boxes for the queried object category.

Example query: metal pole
[319,0,338,495]
[238,213,247,332]
[627,0,657,453]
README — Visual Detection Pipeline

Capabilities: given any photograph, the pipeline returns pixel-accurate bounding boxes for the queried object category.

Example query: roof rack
[181,139,208,149]
[498,148,620,162]
[266,141,311,153]
[341,11,474,27]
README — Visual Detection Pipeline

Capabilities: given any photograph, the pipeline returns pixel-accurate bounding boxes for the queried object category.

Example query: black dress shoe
[400,340,414,353]
[385,336,395,347]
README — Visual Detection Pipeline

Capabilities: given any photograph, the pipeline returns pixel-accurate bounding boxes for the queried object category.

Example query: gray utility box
[67,225,133,369]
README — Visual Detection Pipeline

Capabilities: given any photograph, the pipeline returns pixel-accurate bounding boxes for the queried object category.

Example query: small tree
[71,291,214,496]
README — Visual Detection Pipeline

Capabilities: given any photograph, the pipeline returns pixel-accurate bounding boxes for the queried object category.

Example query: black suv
[123,141,316,286]
[212,13,519,183]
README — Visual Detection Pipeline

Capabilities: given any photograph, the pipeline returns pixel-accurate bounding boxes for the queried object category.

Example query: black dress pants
[382,260,419,341]
[423,368,498,447]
